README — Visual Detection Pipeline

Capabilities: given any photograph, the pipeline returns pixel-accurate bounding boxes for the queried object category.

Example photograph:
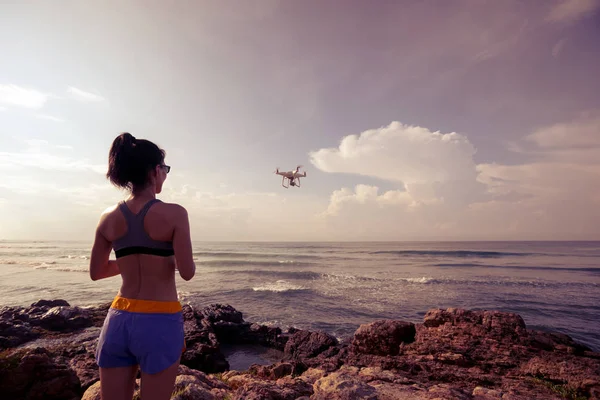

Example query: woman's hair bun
[121,132,137,147]
[106,132,166,192]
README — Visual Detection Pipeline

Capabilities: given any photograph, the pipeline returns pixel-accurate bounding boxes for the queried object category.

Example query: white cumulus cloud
[312,116,600,240]
[309,121,478,185]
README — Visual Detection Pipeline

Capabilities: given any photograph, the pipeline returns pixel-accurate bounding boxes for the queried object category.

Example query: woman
[89,132,196,400]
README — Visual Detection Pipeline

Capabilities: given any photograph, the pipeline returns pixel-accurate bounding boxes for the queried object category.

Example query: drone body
[275,165,306,188]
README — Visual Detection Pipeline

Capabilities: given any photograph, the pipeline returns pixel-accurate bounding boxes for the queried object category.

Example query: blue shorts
[95,296,185,374]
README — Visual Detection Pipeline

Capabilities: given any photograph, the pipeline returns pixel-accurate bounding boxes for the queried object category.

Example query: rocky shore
[1,299,598,399]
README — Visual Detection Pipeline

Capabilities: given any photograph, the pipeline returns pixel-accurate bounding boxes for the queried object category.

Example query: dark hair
[106,132,166,192]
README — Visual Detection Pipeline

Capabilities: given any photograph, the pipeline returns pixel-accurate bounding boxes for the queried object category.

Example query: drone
[275,165,306,188]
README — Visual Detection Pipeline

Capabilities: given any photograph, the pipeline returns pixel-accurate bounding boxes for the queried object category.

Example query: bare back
[99,199,185,301]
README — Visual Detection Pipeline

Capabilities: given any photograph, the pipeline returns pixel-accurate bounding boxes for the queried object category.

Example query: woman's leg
[139,358,180,400]
[99,365,138,400]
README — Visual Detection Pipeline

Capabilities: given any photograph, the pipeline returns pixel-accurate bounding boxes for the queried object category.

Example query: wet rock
[201,304,243,324]
[36,306,93,332]
[31,299,71,308]
[0,317,39,349]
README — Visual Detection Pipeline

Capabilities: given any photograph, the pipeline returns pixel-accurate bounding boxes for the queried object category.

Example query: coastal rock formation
[351,320,416,356]
[1,299,599,399]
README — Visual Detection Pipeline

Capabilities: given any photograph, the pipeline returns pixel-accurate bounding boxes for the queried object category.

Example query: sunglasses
[160,164,171,173]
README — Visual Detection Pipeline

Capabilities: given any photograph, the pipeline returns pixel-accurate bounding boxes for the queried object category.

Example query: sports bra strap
[137,198,161,219]
[119,199,161,221]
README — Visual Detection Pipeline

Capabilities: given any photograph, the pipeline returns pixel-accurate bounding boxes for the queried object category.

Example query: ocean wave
[252,280,307,293]
[216,269,321,280]
[32,262,57,269]
[46,266,87,273]
[0,245,59,249]
[193,251,319,259]
[370,250,534,258]
[319,273,379,283]
[433,263,600,273]
[177,290,192,301]
[199,259,312,267]
[399,277,433,284]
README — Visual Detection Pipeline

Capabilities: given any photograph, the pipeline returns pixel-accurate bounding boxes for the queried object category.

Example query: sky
[0,0,599,241]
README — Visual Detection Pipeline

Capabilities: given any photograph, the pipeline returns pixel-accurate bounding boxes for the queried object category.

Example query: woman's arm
[89,216,120,281]
[173,205,196,281]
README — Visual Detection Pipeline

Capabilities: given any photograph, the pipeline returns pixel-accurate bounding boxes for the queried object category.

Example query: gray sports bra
[112,199,175,259]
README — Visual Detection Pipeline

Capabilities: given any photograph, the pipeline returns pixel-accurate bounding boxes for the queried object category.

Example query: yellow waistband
[110,296,182,313]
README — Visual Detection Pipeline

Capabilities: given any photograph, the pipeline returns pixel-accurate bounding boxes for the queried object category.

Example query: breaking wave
[252,280,307,293]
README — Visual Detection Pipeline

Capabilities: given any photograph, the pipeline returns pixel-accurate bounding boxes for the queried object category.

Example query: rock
[3,301,600,400]
[181,305,229,373]
[66,345,100,391]
[482,310,526,337]
[524,329,592,354]
[312,367,378,400]
[81,381,101,400]
[201,304,243,324]
[352,320,416,356]
[472,386,503,399]
[246,323,287,350]
[0,347,81,400]
[519,355,600,398]
[0,317,39,349]
[171,375,215,400]
[230,375,313,400]
[181,343,229,373]
[36,306,93,332]
[177,365,230,390]
[284,330,338,360]
[423,308,481,328]
[0,300,98,348]
[271,362,294,379]
[31,299,70,308]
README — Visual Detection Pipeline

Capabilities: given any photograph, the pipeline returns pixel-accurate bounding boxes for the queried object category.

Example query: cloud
[322,185,412,217]
[0,106,6,112]
[545,0,600,24]
[314,116,600,240]
[0,139,106,173]
[524,114,600,150]
[67,86,105,102]
[35,114,65,123]
[310,121,486,206]
[0,84,51,109]
[309,121,478,185]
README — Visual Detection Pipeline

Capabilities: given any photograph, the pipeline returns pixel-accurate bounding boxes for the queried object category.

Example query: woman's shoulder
[155,200,189,219]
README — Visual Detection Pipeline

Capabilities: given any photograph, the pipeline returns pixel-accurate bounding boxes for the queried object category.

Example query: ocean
[1,241,599,352]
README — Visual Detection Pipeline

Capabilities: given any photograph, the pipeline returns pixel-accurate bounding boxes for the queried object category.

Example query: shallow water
[220,344,284,371]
